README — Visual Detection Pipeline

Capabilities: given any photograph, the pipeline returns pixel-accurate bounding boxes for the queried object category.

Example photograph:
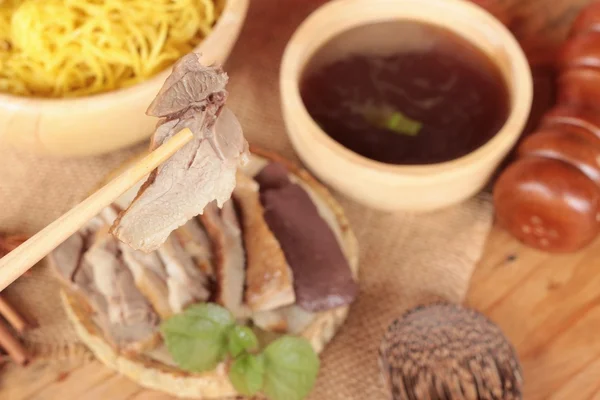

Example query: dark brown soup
[300,21,510,165]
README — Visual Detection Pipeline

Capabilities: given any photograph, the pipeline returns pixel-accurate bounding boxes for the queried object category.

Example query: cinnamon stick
[0,234,28,258]
[0,318,28,365]
[0,295,28,333]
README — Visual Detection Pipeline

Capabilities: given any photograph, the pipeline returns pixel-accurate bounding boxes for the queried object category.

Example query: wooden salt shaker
[494,2,600,252]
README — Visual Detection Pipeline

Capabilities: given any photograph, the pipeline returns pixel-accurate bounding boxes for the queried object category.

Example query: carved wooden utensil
[494,2,600,253]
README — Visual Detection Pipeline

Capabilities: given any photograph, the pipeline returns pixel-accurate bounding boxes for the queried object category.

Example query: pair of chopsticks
[0,128,194,293]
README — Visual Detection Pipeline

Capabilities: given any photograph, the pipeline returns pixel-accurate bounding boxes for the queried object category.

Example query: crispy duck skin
[233,172,295,311]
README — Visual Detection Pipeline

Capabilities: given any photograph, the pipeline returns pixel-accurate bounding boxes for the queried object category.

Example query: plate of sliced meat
[48,148,359,399]
[49,144,358,398]
[46,53,359,399]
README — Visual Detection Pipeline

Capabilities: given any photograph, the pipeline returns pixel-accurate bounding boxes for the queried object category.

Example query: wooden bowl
[0,0,249,157]
[280,0,532,212]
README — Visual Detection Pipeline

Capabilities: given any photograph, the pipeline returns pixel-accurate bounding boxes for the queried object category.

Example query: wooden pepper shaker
[494,2,600,252]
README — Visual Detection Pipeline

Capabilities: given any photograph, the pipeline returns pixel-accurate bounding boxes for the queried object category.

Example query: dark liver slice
[254,162,291,190]
[255,162,358,312]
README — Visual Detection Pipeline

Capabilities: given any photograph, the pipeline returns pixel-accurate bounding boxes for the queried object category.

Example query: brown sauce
[300,21,511,165]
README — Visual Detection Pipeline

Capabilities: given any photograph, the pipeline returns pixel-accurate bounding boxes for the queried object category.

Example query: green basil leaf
[160,303,235,372]
[229,353,265,396]
[263,337,320,400]
[228,325,259,357]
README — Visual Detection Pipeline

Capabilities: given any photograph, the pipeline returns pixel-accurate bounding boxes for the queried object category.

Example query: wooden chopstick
[0,127,194,293]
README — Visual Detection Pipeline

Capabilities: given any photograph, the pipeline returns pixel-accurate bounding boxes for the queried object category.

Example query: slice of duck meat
[50,231,110,319]
[252,310,289,333]
[146,53,229,118]
[283,306,318,334]
[50,232,86,286]
[50,236,112,343]
[252,306,316,334]
[233,172,295,311]
[157,235,210,313]
[255,162,358,312]
[119,243,172,319]
[50,211,113,285]
[110,54,248,252]
[84,230,160,353]
[201,200,247,318]
[173,218,214,278]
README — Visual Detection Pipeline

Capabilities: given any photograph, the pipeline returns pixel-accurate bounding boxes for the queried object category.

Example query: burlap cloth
[0,0,494,398]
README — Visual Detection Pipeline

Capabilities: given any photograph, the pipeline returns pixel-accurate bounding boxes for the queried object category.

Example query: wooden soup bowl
[280,0,532,212]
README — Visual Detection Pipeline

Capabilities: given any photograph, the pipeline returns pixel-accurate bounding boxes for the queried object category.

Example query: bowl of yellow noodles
[0,0,248,157]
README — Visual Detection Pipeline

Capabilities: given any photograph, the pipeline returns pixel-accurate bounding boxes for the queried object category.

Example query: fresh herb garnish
[160,303,233,372]
[359,103,423,136]
[384,111,422,136]
[228,325,259,357]
[160,303,320,400]
[263,337,321,400]
[229,353,265,396]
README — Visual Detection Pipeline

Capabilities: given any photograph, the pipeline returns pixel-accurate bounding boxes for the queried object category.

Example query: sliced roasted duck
[201,200,247,318]
[111,53,248,252]
[233,172,295,312]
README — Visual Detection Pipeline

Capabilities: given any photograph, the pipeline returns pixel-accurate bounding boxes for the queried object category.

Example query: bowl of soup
[0,0,248,157]
[280,0,532,212]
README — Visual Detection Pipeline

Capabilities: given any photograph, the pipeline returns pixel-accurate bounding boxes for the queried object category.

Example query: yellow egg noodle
[0,0,222,97]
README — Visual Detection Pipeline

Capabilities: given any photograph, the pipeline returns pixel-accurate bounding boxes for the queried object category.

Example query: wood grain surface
[2,222,600,399]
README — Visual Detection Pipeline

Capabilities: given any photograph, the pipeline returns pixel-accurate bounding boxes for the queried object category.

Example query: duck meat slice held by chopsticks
[110,53,249,252]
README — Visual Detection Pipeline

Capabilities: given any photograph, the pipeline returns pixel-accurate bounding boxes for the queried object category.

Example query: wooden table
[2,222,599,399]
[467,225,600,400]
